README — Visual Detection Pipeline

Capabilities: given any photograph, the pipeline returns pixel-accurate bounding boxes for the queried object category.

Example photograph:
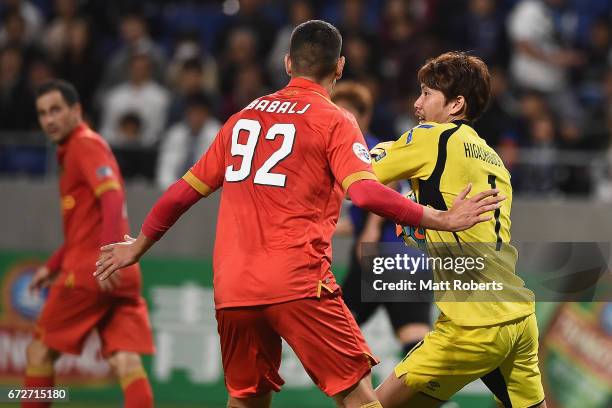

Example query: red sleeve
[326,110,377,190]
[183,124,226,195]
[141,179,203,241]
[347,179,424,227]
[99,189,124,246]
[71,137,122,197]
[45,245,65,273]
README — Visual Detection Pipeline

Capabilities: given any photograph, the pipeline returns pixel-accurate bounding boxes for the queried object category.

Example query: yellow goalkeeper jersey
[372,120,534,327]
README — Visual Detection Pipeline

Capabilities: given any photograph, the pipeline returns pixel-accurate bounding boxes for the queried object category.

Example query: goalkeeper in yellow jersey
[372,52,546,408]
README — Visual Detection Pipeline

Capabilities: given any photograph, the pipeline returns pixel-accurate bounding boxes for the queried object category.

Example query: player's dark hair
[118,112,142,129]
[35,79,80,106]
[417,51,491,122]
[186,92,212,110]
[120,10,146,24]
[331,81,373,117]
[289,20,342,80]
[182,57,203,73]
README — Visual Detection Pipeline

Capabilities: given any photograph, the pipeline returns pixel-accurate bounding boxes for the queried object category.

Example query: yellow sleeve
[182,171,214,196]
[371,124,442,184]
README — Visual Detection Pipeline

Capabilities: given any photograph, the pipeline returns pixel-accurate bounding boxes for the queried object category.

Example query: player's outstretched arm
[94,233,155,281]
[94,178,204,281]
[348,180,504,232]
[421,183,503,231]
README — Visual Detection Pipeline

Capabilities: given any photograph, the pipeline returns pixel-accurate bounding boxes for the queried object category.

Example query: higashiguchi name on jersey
[371,120,535,327]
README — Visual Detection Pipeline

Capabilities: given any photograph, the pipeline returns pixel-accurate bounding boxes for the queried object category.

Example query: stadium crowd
[0,0,611,197]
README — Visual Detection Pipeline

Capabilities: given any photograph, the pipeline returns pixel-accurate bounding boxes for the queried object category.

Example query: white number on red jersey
[225,119,296,187]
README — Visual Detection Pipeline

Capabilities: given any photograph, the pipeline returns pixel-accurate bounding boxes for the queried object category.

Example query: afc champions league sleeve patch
[96,165,113,179]
[353,142,372,164]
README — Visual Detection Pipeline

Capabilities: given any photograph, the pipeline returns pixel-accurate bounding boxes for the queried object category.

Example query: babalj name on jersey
[244,98,311,115]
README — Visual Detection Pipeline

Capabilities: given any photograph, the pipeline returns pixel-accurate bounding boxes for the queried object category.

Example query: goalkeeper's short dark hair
[289,20,342,81]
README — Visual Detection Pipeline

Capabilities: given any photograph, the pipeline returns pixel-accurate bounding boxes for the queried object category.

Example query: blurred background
[0,0,611,407]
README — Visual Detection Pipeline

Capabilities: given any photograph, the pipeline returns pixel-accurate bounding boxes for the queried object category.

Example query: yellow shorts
[394,312,545,408]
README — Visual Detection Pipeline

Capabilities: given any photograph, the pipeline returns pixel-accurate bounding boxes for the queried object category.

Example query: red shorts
[216,290,378,398]
[35,284,154,358]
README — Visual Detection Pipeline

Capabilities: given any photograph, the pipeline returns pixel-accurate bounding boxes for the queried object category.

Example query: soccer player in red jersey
[94,21,502,407]
[24,80,154,408]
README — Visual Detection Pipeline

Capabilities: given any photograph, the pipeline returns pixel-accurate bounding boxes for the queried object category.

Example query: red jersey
[184,78,377,308]
[57,123,140,294]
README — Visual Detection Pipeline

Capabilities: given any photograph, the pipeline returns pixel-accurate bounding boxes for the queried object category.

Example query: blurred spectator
[0,0,606,198]
[156,92,221,189]
[515,91,591,196]
[102,12,166,88]
[0,9,27,48]
[166,31,218,100]
[116,112,143,146]
[342,33,379,81]
[0,46,29,130]
[111,112,158,180]
[583,69,612,151]
[166,58,211,126]
[392,92,420,138]
[100,53,170,148]
[218,27,261,94]
[577,16,611,109]
[54,19,101,117]
[18,58,55,130]
[451,0,509,66]
[337,0,374,38]
[377,1,436,137]
[220,64,269,120]
[475,67,518,151]
[352,75,395,140]
[0,9,44,65]
[519,114,560,195]
[518,90,549,119]
[515,90,550,140]
[267,0,314,88]
[378,2,436,98]
[214,0,276,60]
[0,0,43,45]
[507,0,585,121]
[593,70,612,199]
[28,59,54,94]
[42,0,80,60]
[475,66,521,173]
